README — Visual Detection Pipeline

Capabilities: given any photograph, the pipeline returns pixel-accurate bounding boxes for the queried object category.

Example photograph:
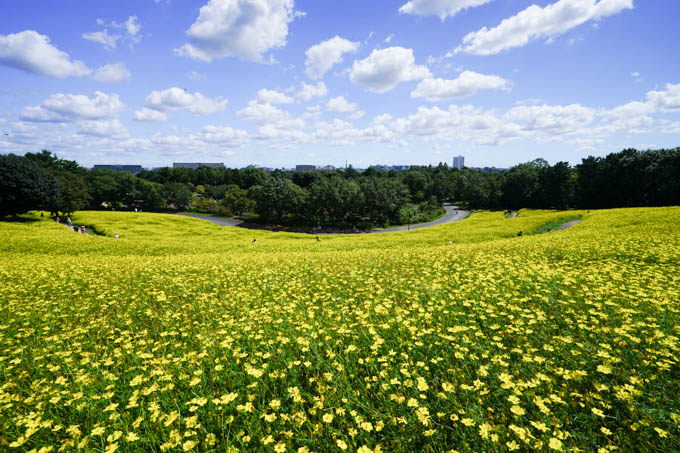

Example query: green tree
[307,176,363,226]
[85,169,120,209]
[222,184,254,216]
[359,178,410,226]
[0,154,59,217]
[249,178,305,223]
[51,171,90,215]
[163,182,193,211]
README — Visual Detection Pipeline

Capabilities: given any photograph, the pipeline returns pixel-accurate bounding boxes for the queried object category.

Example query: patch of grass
[529,215,581,235]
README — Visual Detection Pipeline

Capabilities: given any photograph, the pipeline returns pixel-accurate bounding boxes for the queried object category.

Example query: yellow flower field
[1,207,679,452]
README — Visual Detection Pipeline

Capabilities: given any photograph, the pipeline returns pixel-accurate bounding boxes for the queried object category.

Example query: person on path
[67,216,72,226]
[517,231,523,237]
[80,225,87,235]
[56,216,60,223]
[316,236,321,242]
[114,233,119,239]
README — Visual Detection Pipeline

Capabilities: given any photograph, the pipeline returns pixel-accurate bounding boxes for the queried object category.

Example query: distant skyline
[1,0,679,169]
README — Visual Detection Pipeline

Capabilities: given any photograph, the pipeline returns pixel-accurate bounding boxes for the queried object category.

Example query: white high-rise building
[453,155,464,170]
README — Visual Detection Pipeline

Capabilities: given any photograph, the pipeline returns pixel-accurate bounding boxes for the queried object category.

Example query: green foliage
[0,154,59,217]
[162,182,193,211]
[51,170,90,216]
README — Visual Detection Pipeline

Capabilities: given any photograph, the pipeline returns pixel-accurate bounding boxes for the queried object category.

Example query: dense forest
[2,148,679,228]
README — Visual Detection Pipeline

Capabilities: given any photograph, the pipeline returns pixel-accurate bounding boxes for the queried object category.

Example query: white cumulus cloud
[646,83,680,111]
[327,96,358,113]
[349,47,430,93]
[411,70,510,101]
[134,107,170,122]
[257,88,294,104]
[174,0,301,62]
[456,0,633,55]
[144,87,228,116]
[304,35,360,80]
[92,62,132,83]
[21,92,125,122]
[82,29,121,49]
[77,119,129,138]
[399,0,495,20]
[295,82,328,101]
[237,100,291,123]
[200,125,248,146]
[0,30,91,78]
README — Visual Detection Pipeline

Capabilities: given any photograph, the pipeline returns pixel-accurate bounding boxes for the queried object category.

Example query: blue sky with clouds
[1,0,679,168]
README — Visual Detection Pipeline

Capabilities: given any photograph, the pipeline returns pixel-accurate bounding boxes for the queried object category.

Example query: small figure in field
[252,238,256,243]
[114,233,119,239]
[67,216,72,226]
[316,236,321,242]
[73,226,78,232]
[448,240,453,245]
[517,231,523,237]
[56,216,60,223]
[80,225,87,235]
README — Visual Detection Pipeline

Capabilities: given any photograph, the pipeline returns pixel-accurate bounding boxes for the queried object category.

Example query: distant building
[93,164,143,174]
[319,165,336,171]
[296,165,317,172]
[368,165,411,171]
[453,155,465,170]
[173,162,225,170]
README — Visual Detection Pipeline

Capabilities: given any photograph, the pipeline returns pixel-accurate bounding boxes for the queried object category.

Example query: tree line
[2,148,679,226]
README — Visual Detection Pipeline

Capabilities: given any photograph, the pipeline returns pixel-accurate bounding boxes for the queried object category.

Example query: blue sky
[1,0,679,169]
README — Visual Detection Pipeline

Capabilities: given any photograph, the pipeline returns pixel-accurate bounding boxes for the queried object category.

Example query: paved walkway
[554,218,582,231]
[178,204,469,234]
[371,205,469,233]
[176,213,243,226]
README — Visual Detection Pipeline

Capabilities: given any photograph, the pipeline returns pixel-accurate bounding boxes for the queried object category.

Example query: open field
[1,208,679,452]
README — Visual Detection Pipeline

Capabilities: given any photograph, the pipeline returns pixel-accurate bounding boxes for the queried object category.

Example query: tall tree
[0,154,59,217]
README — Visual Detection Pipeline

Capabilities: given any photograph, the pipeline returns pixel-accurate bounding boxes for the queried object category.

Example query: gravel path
[176,213,243,226]
[554,218,582,231]
[178,204,469,234]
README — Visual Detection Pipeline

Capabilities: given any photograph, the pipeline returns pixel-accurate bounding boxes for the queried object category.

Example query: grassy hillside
[0,208,679,452]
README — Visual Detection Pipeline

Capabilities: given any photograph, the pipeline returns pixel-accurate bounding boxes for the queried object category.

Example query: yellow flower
[461,418,475,427]
[125,432,140,442]
[323,413,334,423]
[592,408,605,418]
[357,446,373,453]
[506,440,520,451]
[548,437,563,451]
[597,365,612,374]
[104,443,119,453]
[654,427,668,438]
[183,440,197,451]
[601,427,612,436]
[274,442,286,452]
[510,405,525,416]
[91,426,106,436]
[336,439,347,450]
[361,421,373,432]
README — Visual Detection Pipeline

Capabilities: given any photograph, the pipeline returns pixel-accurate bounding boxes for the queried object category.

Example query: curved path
[372,204,469,233]
[178,204,469,234]
[176,213,243,226]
